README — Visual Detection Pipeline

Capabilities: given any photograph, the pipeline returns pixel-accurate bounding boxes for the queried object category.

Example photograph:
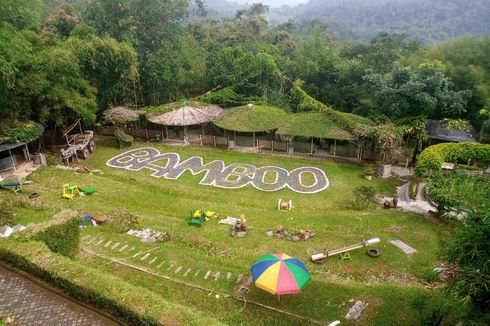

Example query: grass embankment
[1,139,461,324]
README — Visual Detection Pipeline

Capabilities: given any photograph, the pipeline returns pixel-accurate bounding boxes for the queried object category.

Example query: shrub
[427,170,490,213]
[442,209,490,313]
[108,209,140,232]
[33,217,80,258]
[45,153,60,166]
[416,143,490,176]
[353,185,377,209]
[0,199,14,226]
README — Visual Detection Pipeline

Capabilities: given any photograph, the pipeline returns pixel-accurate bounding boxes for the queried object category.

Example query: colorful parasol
[251,253,311,295]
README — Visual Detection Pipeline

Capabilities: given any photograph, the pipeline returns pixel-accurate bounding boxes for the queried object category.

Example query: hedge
[33,217,80,258]
[416,142,490,175]
[0,240,225,326]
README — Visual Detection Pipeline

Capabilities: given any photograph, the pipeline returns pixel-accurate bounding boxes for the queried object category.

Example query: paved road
[0,265,120,326]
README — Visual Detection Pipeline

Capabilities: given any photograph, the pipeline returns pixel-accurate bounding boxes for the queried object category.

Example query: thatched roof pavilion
[147,104,222,126]
[145,101,223,143]
[104,106,140,125]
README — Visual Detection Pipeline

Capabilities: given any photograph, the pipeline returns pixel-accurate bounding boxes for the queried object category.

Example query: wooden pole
[184,126,188,144]
[165,126,169,139]
[334,139,337,157]
[253,132,256,148]
[25,144,31,162]
[8,149,16,172]
[272,139,274,152]
[310,137,314,155]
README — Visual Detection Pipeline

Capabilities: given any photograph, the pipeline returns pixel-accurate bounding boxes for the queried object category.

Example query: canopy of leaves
[212,104,287,132]
[0,120,41,143]
[277,112,353,140]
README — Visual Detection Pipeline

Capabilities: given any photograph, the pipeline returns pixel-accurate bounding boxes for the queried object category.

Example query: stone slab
[104,241,112,248]
[183,268,191,276]
[204,270,211,280]
[389,240,417,254]
[140,253,150,261]
[111,242,120,250]
[226,272,232,280]
[149,257,157,264]
[0,226,14,238]
[119,244,128,252]
[175,266,182,274]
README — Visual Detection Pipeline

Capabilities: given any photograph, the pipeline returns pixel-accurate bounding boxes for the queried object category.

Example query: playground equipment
[311,237,381,262]
[62,184,96,199]
[277,199,293,211]
[0,180,32,194]
[61,119,96,163]
[188,209,206,227]
[80,213,110,228]
[62,184,80,200]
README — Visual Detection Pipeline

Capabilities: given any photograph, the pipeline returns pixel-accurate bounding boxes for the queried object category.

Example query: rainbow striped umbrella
[251,253,311,295]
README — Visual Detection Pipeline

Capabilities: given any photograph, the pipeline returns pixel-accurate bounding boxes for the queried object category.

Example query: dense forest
[1,0,489,134]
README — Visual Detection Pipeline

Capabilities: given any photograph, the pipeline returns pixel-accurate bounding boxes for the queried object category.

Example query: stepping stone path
[96,239,105,246]
[204,270,211,280]
[175,266,182,274]
[140,253,150,261]
[156,262,164,269]
[226,272,232,280]
[214,272,221,281]
[119,244,128,252]
[87,237,97,244]
[104,241,112,248]
[111,242,120,250]
[183,268,191,276]
[149,257,157,264]
[389,240,417,254]
[82,235,91,241]
[194,270,201,277]
[167,264,174,271]
[132,251,142,258]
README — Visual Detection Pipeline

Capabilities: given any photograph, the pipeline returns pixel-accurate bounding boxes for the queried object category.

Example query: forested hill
[212,0,490,43]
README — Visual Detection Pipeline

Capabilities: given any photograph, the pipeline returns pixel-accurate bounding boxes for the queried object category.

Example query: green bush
[443,209,490,314]
[0,199,15,226]
[427,170,490,213]
[416,143,490,176]
[108,209,140,232]
[353,185,377,209]
[33,217,80,258]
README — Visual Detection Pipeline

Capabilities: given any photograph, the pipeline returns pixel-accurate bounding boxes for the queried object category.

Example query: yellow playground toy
[62,184,96,200]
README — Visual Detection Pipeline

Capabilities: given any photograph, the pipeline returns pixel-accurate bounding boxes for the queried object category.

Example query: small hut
[425,119,477,145]
[277,112,359,157]
[146,101,222,144]
[0,121,44,175]
[212,104,288,149]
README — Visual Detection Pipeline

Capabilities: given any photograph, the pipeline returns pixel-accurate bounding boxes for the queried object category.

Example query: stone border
[106,147,329,194]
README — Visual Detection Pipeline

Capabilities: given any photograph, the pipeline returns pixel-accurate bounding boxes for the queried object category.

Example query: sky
[233,0,309,8]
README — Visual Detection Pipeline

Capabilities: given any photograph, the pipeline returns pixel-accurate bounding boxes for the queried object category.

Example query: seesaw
[311,237,380,262]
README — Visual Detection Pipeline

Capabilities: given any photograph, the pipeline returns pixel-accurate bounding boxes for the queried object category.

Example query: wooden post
[253,132,256,148]
[145,128,149,140]
[199,134,203,146]
[213,136,216,147]
[184,126,188,144]
[8,149,16,172]
[25,144,31,162]
[161,130,164,141]
[310,137,314,155]
[165,126,169,139]
[234,131,237,144]
[333,139,337,157]
[357,142,361,160]
[271,139,274,152]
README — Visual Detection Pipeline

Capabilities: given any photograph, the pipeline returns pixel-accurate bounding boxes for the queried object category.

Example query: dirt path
[0,264,121,326]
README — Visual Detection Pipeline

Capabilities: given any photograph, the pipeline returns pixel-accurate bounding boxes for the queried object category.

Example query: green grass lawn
[7,138,457,325]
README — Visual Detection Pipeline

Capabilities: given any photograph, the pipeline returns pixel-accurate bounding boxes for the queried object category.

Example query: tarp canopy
[426,119,477,143]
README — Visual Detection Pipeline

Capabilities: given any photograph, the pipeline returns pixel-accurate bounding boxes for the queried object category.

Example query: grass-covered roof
[212,104,288,132]
[277,112,353,140]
